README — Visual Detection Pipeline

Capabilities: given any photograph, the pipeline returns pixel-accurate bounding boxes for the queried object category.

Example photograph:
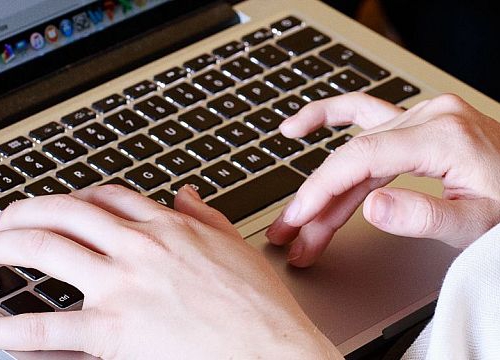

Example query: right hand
[267,93,500,267]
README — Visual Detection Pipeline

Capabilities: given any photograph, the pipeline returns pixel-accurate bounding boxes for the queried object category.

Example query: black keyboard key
[178,107,222,132]
[92,94,127,113]
[73,123,118,149]
[88,148,133,175]
[25,177,71,196]
[0,266,27,298]
[102,177,138,192]
[329,70,370,92]
[43,136,88,163]
[215,122,259,147]
[0,191,27,211]
[301,82,341,101]
[326,134,353,151]
[332,125,352,132]
[236,81,278,105]
[15,268,45,281]
[56,162,103,190]
[249,45,289,68]
[0,136,32,157]
[119,134,163,161]
[231,147,275,173]
[35,278,84,309]
[291,148,330,175]
[134,95,178,121]
[184,54,217,72]
[156,149,201,176]
[148,189,175,209]
[271,16,302,34]
[273,95,308,117]
[164,83,206,107]
[201,161,246,188]
[260,133,304,158]
[186,135,230,161]
[0,165,25,192]
[264,68,306,91]
[366,77,421,104]
[149,120,193,146]
[29,122,65,142]
[242,28,273,46]
[61,107,96,128]
[302,127,333,144]
[213,41,245,59]
[154,66,187,86]
[104,109,149,135]
[171,175,216,199]
[125,164,170,191]
[292,56,333,78]
[11,151,56,178]
[244,108,284,133]
[207,165,305,224]
[1,291,54,315]
[123,80,157,99]
[277,27,331,56]
[221,57,263,81]
[320,44,390,81]
[192,69,234,94]
[208,94,251,118]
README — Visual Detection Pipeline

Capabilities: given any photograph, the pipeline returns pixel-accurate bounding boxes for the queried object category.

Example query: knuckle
[28,229,54,260]
[21,314,48,348]
[430,93,467,112]
[415,198,445,237]
[343,135,378,161]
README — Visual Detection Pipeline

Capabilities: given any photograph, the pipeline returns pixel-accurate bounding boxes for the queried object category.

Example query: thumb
[174,185,240,238]
[363,188,498,248]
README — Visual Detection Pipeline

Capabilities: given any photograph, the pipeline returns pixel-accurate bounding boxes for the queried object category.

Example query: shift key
[207,166,305,224]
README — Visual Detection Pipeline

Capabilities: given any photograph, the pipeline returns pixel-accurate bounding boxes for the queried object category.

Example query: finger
[267,176,393,247]
[0,310,100,354]
[71,185,164,222]
[286,177,393,268]
[174,185,240,238]
[0,229,103,292]
[358,99,431,137]
[281,123,447,227]
[0,194,131,255]
[363,188,499,248]
[279,92,403,138]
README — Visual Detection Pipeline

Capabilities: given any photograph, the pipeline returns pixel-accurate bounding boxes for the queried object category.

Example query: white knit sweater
[401,222,500,359]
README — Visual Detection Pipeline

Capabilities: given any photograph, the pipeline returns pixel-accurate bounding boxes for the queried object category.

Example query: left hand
[0,185,340,359]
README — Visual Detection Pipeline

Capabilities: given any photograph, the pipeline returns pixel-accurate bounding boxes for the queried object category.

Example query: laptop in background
[1,0,499,359]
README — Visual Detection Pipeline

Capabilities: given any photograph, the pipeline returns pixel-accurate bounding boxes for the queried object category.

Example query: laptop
[1,0,499,359]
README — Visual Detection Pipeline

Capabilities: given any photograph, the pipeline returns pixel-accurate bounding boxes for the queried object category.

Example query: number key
[104,109,149,135]
[73,123,118,149]
[43,136,88,163]
[11,151,56,178]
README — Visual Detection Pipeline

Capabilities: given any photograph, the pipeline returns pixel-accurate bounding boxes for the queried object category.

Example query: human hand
[267,93,500,267]
[0,185,341,359]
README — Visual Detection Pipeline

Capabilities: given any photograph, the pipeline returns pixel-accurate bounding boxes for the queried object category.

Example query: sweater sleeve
[401,222,500,360]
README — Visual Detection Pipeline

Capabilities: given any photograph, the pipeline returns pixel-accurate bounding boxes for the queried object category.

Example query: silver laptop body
[2,0,499,358]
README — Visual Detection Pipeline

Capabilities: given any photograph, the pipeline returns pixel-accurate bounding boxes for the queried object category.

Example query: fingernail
[371,192,392,225]
[182,185,200,200]
[287,242,304,262]
[283,200,301,224]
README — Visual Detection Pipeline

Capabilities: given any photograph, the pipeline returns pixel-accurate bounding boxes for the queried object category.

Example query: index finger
[281,123,448,227]
[279,92,403,138]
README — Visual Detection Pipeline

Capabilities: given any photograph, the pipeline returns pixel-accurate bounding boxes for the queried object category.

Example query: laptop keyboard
[0,15,420,314]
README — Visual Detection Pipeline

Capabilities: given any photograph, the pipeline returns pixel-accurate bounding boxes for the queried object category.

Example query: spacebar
[207,165,306,224]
